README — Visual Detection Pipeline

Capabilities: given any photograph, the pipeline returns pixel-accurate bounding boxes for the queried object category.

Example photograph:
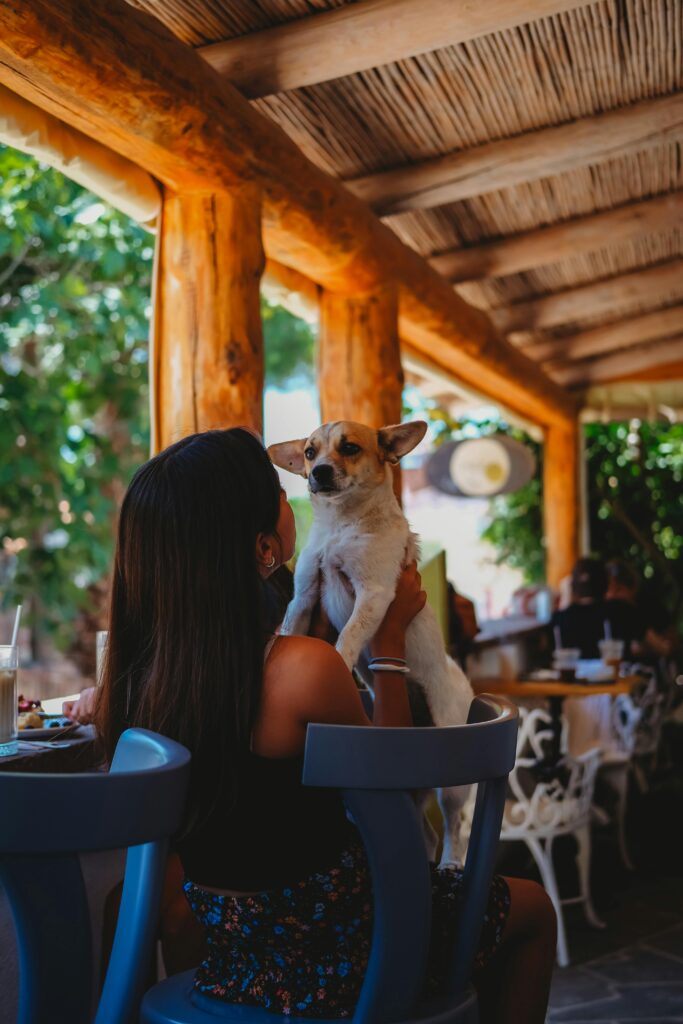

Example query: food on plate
[18,694,42,713]
[18,710,43,730]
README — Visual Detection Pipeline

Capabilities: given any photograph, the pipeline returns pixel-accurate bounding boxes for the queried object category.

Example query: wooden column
[319,283,404,496]
[543,420,580,590]
[153,186,265,451]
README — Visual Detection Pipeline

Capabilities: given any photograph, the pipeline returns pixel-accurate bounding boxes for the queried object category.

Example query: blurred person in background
[605,559,679,662]
[550,557,608,659]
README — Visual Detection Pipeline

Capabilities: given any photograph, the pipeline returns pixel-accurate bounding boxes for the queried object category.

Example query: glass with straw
[598,619,623,675]
[0,606,22,757]
[552,624,580,681]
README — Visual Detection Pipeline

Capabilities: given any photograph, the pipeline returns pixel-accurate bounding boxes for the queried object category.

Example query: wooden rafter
[0,0,576,428]
[347,93,683,215]
[198,0,595,98]
[553,336,683,386]
[522,306,683,364]
[491,259,683,334]
[429,192,683,283]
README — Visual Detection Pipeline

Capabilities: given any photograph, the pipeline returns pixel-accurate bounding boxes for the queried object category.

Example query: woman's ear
[377,421,428,464]
[255,532,277,577]
[268,439,308,476]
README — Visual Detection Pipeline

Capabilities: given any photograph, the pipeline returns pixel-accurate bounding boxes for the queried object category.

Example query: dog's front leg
[335,585,393,670]
[281,547,320,637]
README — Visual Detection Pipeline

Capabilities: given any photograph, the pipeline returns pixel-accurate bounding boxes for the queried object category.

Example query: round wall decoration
[425,435,536,497]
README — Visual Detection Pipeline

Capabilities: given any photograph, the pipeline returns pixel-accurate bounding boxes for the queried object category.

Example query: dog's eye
[340,443,361,456]
[304,447,316,460]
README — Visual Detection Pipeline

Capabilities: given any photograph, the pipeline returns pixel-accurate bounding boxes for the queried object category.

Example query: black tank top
[176,639,358,891]
[177,749,357,891]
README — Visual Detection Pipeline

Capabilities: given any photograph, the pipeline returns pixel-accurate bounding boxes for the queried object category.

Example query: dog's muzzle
[309,463,337,494]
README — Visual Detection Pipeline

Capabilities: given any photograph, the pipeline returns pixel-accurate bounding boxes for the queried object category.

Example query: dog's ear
[268,439,308,476]
[377,421,428,464]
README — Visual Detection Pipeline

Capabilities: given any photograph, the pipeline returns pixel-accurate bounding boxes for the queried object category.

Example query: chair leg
[574,824,606,930]
[612,767,635,872]
[525,837,570,968]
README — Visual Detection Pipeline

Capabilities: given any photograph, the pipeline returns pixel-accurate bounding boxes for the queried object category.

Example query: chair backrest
[503,707,600,837]
[303,694,518,1024]
[0,728,191,1024]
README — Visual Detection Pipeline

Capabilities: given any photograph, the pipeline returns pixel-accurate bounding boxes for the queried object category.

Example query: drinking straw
[553,626,562,650]
[603,619,612,641]
[10,604,22,648]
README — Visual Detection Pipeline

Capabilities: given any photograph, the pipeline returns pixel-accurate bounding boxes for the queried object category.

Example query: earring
[266,556,276,569]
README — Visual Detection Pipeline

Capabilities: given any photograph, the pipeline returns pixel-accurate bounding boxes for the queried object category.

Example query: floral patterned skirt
[184,843,510,1019]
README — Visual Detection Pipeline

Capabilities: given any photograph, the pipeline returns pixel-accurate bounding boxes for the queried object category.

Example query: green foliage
[481,475,545,585]
[262,300,315,388]
[0,146,317,655]
[586,420,683,614]
[289,496,314,561]
[0,144,153,649]
[410,392,682,616]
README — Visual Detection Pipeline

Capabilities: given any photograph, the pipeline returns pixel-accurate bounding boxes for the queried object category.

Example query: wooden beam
[543,420,580,589]
[319,285,403,429]
[0,0,576,429]
[262,259,320,325]
[523,305,683,364]
[616,359,683,384]
[154,188,265,450]
[347,93,683,215]
[429,192,683,283]
[552,336,683,387]
[263,260,553,435]
[320,284,403,498]
[491,259,683,334]
[199,0,595,99]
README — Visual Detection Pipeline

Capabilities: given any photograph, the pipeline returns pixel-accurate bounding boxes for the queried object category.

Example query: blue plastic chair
[141,694,518,1024]
[0,727,191,1024]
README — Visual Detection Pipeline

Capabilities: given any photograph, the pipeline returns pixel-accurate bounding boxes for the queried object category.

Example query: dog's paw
[439,857,464,872]
[334,640,357,671]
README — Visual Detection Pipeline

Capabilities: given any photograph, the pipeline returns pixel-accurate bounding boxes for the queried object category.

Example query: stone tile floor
[538,742,683,1023]
[546,890,683,1023]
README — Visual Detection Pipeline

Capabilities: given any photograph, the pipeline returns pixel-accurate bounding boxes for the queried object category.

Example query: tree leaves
[0,145,152,651]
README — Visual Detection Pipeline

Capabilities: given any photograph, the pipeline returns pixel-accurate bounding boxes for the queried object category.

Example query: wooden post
[319,284,404,497]
[153,187,265,451]
[543,420,580,590]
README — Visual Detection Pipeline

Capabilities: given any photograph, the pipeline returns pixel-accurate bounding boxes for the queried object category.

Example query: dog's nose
[311,464,334,484]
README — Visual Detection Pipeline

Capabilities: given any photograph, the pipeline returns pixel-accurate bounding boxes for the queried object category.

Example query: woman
[96,428,555,1024]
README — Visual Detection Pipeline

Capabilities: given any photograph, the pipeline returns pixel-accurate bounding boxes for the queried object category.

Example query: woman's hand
[370,561,427,658]
[63,686,97,724]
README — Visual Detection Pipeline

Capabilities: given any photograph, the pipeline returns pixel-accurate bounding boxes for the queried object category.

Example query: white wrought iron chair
[631,668,669,788]
[499,706,604,968]
[596,691,642,871]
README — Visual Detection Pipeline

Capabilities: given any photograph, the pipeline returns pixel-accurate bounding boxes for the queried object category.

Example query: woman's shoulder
[269,634,347,676]
[263,636,367,728]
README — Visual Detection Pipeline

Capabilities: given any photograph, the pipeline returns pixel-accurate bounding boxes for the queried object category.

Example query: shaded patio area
[540,728,683,1022]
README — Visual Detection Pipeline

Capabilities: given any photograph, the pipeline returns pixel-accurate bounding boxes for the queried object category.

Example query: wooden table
[0,725,100,773]
[472,676,642,699]
[472,675,644,766]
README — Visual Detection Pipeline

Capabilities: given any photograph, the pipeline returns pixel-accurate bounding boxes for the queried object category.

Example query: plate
[17,716,83,740]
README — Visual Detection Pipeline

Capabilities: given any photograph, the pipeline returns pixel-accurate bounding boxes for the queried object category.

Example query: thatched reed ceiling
[127,0,683,392]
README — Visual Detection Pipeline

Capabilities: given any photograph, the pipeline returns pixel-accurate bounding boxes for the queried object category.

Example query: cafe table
[472,674,644,766]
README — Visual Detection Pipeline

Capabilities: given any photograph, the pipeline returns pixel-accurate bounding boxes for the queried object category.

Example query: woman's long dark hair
[95,428,282,828]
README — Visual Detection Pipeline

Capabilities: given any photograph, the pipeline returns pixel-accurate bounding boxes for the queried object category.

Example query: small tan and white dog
[268,419,474,866]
